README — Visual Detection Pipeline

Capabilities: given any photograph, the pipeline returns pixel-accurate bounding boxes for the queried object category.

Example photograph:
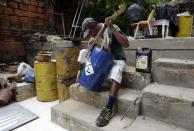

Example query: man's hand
[105,17,113,29]
[105,17,129,48]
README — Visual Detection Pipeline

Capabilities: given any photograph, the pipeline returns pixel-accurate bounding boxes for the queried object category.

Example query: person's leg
[96,60,125,127]
[106,80,120,110]
[110,80,120,96]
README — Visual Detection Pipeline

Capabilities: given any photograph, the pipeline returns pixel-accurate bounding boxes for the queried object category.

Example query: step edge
[143,83,194,103]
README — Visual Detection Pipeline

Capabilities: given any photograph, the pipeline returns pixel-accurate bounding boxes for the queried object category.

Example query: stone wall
[124,38,194,66]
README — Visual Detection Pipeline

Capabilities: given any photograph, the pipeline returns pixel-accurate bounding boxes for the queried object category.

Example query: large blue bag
[78,47,113,91]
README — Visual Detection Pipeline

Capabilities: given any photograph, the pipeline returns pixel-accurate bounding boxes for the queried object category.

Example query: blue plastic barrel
[78,47,113,91]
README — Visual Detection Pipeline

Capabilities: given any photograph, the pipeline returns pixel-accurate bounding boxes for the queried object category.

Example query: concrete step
[51,99,188,131]
[77,66,151,91]
[128,116,189,131]
[51,99,134,131]
[15,82,36,102]
[142,83,194,131]
[122,66,151,90]
[124,37,194,66]
[153,58,194,89]
[70,83,142,119]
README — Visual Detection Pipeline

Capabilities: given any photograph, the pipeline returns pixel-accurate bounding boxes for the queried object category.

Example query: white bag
[17,62,33,76]
[77,49,90,64]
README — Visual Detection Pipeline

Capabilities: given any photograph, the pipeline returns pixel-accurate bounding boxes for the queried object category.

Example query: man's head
[82,17,101,38]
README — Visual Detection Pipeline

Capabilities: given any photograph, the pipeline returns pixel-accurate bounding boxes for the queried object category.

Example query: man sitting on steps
[80,17,129,127]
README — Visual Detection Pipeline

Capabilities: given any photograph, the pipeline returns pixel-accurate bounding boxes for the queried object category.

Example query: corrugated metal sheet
[0,103,38,131]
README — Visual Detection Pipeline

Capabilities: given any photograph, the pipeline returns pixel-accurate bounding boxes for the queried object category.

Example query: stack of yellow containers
[34,61,58,102]
[55,42,79,102]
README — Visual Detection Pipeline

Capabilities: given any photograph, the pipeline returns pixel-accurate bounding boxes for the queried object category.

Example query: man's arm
[105,17,129,48]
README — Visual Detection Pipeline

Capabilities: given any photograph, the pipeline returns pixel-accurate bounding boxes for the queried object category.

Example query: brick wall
[0,0,54,62]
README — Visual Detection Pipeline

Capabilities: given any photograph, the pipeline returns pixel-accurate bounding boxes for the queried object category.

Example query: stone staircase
[142,58,194,131]
[69,83,141,119]
[51,59,193,131]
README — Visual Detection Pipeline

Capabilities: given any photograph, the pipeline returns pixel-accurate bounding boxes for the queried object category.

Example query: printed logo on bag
[85,61,94,76]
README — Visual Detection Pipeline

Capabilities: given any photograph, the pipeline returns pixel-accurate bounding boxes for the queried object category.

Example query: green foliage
[82,0,169,33]
[144,0,167,6]
[46,0,169,33]
[144,0,168,12]
[81,0,132,33]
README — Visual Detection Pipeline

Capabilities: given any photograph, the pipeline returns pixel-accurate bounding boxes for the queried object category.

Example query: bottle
[136,47,152,73]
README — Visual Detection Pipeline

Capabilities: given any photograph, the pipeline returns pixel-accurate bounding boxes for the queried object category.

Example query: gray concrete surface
[153,58,194,88]
[27,38,194,67]
[128,116,189,131]
[70,83,141,119]
[122,66,151,90]
[142,83,194,131]
[51,99,188,131]
[15,82,36,102]
[51,99,133,131]
[124,37,194,66]
[48,38,194,131]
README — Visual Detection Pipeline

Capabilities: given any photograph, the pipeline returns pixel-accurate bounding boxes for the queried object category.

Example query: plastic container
[54,42,79,102]
[57,75,70,103]
[78,47,113,91]
[176,16,193,37]
[34,61,58,102]
[136,47,152,73]
[24,70,35,83]
[55,46,79,77]
[17,62,33,76]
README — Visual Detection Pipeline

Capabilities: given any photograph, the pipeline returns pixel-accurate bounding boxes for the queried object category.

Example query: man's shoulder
[107,24,121,32]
